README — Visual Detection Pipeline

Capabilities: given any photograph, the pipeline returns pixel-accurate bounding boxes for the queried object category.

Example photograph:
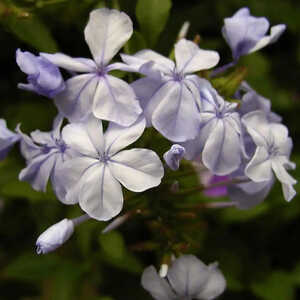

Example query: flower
[16,49,65,98]
[36,218,74,254]
[243,110,297,201]
[121,39,220,142]
[57,116,164,221]
[17,114,73,199]
[222,7,286,60]
[41,8,142,126]
[163,144,185,171]
[238,82,282,123]
[141,255,226,300]
[0,119,20,160]
[183,81,245,175]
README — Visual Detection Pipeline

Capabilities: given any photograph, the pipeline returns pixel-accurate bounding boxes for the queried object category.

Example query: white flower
[141,255,226,300]
[243,110,297,201]
[41,8,142,126]
[36,218,74,254]
[57,116,164,221]
[121,39,220,142]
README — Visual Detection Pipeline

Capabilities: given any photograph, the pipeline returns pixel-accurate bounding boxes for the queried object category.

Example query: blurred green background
[0,0,300,299]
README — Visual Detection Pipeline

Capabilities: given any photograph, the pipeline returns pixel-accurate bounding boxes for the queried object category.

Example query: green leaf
[99,231,143,273]
[125,30,147,54]
[251,271,295,300]
[2,11,58,52]
[3,253,61,282]
[136,0,172,47]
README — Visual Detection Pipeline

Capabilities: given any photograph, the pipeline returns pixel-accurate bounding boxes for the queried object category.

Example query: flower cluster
[1,6,296,299]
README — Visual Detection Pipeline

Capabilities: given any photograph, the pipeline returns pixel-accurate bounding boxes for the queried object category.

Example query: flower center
[96,65,108,77]
[171,70,184,82]
[55,138,67,153]
[99,153,110,163]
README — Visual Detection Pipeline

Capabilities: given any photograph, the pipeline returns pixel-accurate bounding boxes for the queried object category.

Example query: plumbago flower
[56,117,164,221]
[243,110,297,202]
[17,114,73,199]
[163,144,185,171]
[0,119,20,160]
[122,38,220,142]
[238,82,282,123]
[142,255,226,300]
[16,49,65,98]
[222,7,286,61]
[183,80,245,175]
[41,8,142,126]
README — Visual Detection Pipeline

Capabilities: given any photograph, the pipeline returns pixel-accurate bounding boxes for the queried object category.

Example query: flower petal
[152,81,200,142]
[108,149,164,192]
[92,75,142,126]
[202,119,241,175]
[249,24,286,53]
[79,163,123,221]
[195,263,226,300]
[84,8,133,66]
[16,49,38,75]
[104,117,146,156]
[245,147,273,182]
[141,266,176,300]
[19,152,57,192]
[55,74,98,122]
[175,39,220,74]
[131,77,162,126]
[167,255,209,297]
[40,53,96,73]
[62,121,101,158]
[55,156,98,204]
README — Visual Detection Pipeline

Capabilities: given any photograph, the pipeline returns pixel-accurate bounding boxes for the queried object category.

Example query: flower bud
[36,219,74,254]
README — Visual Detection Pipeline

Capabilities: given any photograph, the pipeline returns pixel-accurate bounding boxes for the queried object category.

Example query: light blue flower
[163,144,185,171]
[121,39,220,142]
[0,119,20,160]
[41,8,142,126]
[17,114,73,199]
[16,49,65,98]
[184,81,245,176]
[56,117,164,221]
[222,7,286,61]
[243,110,297,201]
[141,255,226,300]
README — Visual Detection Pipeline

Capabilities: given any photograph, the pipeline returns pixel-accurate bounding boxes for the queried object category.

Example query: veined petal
[19,152,57,192]
[175,39,220,74]
[249,24,286,53]
[79,163,123,221]
[245,147,273,182]
[62,122,99,158]
[281,183,296,202]
[55,74,98,122]
[104,117,146,156]
[40,53,96,73]
[92,75,142,126]
[167,255,209,297]
[242,111,270,147]
[128,49,175,74]
[271,156,297,186]
[152,81,200,142]
[141,266,176,300]
[195,263,226,300]
[55,156,98,204]
[131,77,162,126]
[108,149,164,192]
[202,119,241,175]
[84,8,133,66]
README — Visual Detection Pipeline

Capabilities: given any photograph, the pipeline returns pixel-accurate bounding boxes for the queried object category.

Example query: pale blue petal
[108,149,164,192]
[92,75,142,127]
[55,74,98,122]
[79,163,123,221]
[152,81,200,142]
[84,8,133,66]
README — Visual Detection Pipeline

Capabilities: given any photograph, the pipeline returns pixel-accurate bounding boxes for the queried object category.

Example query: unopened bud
[36,219,74,254]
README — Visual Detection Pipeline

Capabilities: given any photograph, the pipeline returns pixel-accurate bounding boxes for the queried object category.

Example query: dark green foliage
[0,0,300,299]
